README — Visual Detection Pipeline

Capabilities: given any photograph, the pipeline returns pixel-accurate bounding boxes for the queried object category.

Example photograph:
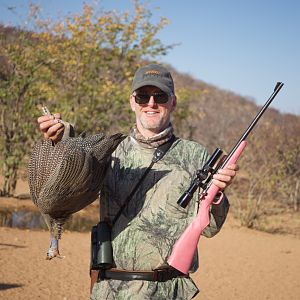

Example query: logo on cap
[145,70,160,75]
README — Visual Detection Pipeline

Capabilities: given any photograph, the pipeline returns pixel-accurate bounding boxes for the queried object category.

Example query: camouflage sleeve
[202,194,230,238]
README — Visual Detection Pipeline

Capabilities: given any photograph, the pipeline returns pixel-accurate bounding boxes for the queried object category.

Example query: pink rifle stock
[167,140,247,274]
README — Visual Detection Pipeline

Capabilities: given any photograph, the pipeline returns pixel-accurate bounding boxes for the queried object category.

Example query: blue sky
[0,0,299,115]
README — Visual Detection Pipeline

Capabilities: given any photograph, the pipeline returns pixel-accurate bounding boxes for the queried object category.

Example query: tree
[0,1,173,196]
[0,28,48,196]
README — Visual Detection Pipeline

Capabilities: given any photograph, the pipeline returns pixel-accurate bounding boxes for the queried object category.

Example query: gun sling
[111,134,176,225]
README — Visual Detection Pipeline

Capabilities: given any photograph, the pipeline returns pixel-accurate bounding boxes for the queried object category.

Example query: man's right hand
[37,113,65,143]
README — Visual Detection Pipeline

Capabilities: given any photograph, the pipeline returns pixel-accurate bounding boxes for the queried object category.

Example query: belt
[99,267,189,282]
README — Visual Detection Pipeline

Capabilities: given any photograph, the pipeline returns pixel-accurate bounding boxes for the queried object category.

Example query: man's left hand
[212,164,239,190]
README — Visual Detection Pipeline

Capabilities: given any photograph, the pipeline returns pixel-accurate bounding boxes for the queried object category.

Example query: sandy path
[195,224,300,299]
[1,221,299,300]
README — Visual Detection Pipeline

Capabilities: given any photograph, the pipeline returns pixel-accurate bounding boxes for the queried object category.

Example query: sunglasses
[133,91,170,104]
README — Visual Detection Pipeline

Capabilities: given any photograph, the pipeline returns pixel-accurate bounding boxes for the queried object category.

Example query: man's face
[130,85,176,137]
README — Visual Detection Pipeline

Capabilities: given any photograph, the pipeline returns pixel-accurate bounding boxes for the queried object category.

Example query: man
[38,64,238,299]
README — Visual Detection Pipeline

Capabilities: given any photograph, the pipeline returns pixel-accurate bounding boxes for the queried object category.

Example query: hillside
[1,24,299,233]
[171,66,298,151]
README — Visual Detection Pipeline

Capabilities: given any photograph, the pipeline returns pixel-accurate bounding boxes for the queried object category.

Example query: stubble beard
[138,116,169,135]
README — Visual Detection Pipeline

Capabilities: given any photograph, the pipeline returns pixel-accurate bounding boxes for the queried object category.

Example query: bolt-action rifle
[167,82,284,274]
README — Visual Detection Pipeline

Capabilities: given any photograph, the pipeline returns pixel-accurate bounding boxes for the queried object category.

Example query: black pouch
[90,221,113,270]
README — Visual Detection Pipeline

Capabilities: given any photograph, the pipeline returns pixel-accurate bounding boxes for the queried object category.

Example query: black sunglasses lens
[135,93,169,104]
[154,93,169,103]
[135,94,150,104]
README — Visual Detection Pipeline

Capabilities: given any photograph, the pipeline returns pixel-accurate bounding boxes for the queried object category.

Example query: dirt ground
[0,216,300,300]
[0,179,300,299]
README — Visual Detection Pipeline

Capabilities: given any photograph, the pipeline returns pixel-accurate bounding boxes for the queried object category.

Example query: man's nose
[148,96,156,107]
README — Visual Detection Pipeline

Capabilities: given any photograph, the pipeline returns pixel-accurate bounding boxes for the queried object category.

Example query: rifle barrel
[220,82,284,169]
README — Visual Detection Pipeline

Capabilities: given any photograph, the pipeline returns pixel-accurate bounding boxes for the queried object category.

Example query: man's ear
[171,95,177,112]
[129,95,136,112]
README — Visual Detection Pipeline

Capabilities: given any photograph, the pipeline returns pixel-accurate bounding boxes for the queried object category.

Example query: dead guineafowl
[28,132,125,259]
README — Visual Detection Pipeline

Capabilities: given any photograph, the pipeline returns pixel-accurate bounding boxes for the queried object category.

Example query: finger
[213,173,232,183]
[38,113,61,123]
[46,122,64,138]
[39,118,60,133]
[44,125,64,142]
[217,168,236,177]
[218,164,239,174]
[44,126,64,143]
[212,179,227,190]
[225,164,239,171]
[37,115,55,124]
[49,127,64,142]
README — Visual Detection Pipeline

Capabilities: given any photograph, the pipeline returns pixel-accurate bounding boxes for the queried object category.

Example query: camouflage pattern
[91,136,229,300]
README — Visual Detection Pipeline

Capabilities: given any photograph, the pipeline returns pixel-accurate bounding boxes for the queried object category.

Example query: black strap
[112,135,176,225]
[101,267,187,282]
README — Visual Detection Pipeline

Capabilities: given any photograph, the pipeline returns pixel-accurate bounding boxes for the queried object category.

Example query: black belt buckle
[98,269,106,281]
[153,268,170,282]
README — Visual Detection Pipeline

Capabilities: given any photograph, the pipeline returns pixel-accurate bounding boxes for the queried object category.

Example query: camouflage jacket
[91,135,229,300]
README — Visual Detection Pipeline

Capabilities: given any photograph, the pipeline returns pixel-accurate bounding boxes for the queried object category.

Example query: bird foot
[46,237,65,260]
[46,248,65,260]
[46,247,59,260]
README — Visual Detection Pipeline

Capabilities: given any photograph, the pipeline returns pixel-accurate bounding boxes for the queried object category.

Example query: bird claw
[45,236,65,260]
[46,247,59,260]
[45,248,65,260]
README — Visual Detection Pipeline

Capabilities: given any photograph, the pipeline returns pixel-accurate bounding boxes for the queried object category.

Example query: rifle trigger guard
[212,191,224,205]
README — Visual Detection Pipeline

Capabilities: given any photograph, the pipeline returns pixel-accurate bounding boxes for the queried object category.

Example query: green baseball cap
[132,64,175,95]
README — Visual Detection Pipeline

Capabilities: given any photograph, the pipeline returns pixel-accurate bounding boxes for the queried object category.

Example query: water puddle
[0,208,97,232]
